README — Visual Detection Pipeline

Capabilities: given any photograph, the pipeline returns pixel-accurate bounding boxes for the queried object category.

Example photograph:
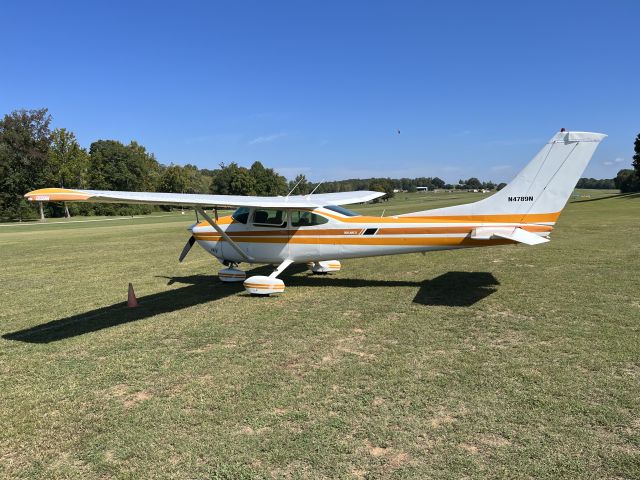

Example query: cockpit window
[232,207,250,224]
[291,210,329,227]
[324,205,360,217]
[253,209,286,227]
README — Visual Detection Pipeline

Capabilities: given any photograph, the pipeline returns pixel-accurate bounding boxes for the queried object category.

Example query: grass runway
[1,191,639,479]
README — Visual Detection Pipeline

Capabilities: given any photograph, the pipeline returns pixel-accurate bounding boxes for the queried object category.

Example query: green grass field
[1,190,639,479]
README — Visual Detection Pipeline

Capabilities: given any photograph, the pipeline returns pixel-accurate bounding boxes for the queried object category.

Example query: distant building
[416,186,429,192]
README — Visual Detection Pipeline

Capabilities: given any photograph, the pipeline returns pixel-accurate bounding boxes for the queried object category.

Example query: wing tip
[24,188,91,202]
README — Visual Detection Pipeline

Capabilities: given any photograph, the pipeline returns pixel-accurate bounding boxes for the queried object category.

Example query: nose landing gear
[218,264,246,282]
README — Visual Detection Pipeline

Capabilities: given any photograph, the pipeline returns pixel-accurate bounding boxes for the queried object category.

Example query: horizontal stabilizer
[471,227,549,246]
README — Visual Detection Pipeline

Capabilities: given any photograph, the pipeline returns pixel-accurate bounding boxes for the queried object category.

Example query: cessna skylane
[26,130,606,295]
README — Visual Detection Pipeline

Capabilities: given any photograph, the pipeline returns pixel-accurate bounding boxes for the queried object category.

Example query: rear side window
[253,209,286,227]
[232,207,250,224]
[324,205,359,217]
[291,210,329,227]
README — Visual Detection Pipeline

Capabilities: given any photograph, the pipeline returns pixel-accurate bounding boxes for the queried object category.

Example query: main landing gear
[307,260,341,275]
[218,259,342,296]
[243,259,292,295]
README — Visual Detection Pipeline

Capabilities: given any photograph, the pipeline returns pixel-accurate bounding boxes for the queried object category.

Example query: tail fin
[403,130,606,223]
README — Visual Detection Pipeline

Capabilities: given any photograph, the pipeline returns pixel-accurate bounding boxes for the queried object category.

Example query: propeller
[179,236,196,263]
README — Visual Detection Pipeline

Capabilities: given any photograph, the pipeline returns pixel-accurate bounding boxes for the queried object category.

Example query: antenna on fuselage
[286,177,304,197]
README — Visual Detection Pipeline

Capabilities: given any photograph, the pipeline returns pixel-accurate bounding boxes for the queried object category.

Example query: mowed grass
[0,191,639,479]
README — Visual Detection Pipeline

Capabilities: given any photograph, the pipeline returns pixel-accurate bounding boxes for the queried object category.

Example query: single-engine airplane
[26,130,606,295]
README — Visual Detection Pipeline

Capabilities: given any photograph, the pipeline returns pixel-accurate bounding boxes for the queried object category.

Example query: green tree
[615,169,638,193]
[0,108,52,220]
[432,177,445,189]
[159,164,189,193]
[250,161,288,195]
[289,174,310,195]
[369,179,395,202]
[496,182,507,191]
[633,133,640,174]
[613,134,640,193]
[128,141,163,191]
[627,133,640,192]
[466,177,483,190]
[210,163,257,195]
[88,140,160,192]
[87,139,160,214]
[182,164,209,193]
[48,128,90,217]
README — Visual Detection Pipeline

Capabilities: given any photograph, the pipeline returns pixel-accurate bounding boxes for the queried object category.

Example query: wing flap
[24,188,385,208]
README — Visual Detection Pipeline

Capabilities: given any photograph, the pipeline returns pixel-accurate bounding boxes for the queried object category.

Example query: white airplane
[26,130,606,295]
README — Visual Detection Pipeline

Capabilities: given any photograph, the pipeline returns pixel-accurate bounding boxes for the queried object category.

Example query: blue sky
[2,0,638,183]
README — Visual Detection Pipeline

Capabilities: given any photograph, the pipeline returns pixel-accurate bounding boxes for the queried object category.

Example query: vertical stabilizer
[402,130,606,222]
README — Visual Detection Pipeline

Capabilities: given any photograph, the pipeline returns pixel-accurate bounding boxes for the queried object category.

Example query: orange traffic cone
[127,283,139,308]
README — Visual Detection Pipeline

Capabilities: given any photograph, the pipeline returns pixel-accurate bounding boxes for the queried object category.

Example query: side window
[253,209,286,227]
[291,210,329,227]
[232,207,250,224]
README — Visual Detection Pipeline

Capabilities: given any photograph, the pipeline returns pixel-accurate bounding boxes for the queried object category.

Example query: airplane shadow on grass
[3,267,499,344]
[571,192,640,203]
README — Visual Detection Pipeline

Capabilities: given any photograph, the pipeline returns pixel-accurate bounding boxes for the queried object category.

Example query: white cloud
[248,132,287,145]
[603,157,626,166]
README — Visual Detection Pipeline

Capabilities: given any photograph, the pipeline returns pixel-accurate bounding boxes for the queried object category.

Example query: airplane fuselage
[191,206,555,265]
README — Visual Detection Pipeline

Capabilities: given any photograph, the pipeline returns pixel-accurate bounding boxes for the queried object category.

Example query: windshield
[324,205,360,217]
[232,207,250,224]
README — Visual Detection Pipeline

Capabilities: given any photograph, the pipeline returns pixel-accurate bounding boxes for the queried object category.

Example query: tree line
[614,133,640,193]
[2,108,636,220]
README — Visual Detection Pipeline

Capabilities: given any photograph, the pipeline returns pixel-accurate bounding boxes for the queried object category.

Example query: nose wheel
[218,264,246,282]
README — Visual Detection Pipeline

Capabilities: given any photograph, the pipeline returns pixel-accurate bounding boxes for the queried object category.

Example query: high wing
[24,188,385,208]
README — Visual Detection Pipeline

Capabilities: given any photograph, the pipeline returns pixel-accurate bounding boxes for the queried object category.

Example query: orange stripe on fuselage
[194,234,514,247]
[319,211,560,224]
[376,225,553,235]
[194,224,552,240]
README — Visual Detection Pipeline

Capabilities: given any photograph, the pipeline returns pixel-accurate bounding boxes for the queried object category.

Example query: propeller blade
[179,236,196,263]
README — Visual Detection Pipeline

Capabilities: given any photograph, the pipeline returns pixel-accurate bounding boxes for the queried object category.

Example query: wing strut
[196,208,254,262]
